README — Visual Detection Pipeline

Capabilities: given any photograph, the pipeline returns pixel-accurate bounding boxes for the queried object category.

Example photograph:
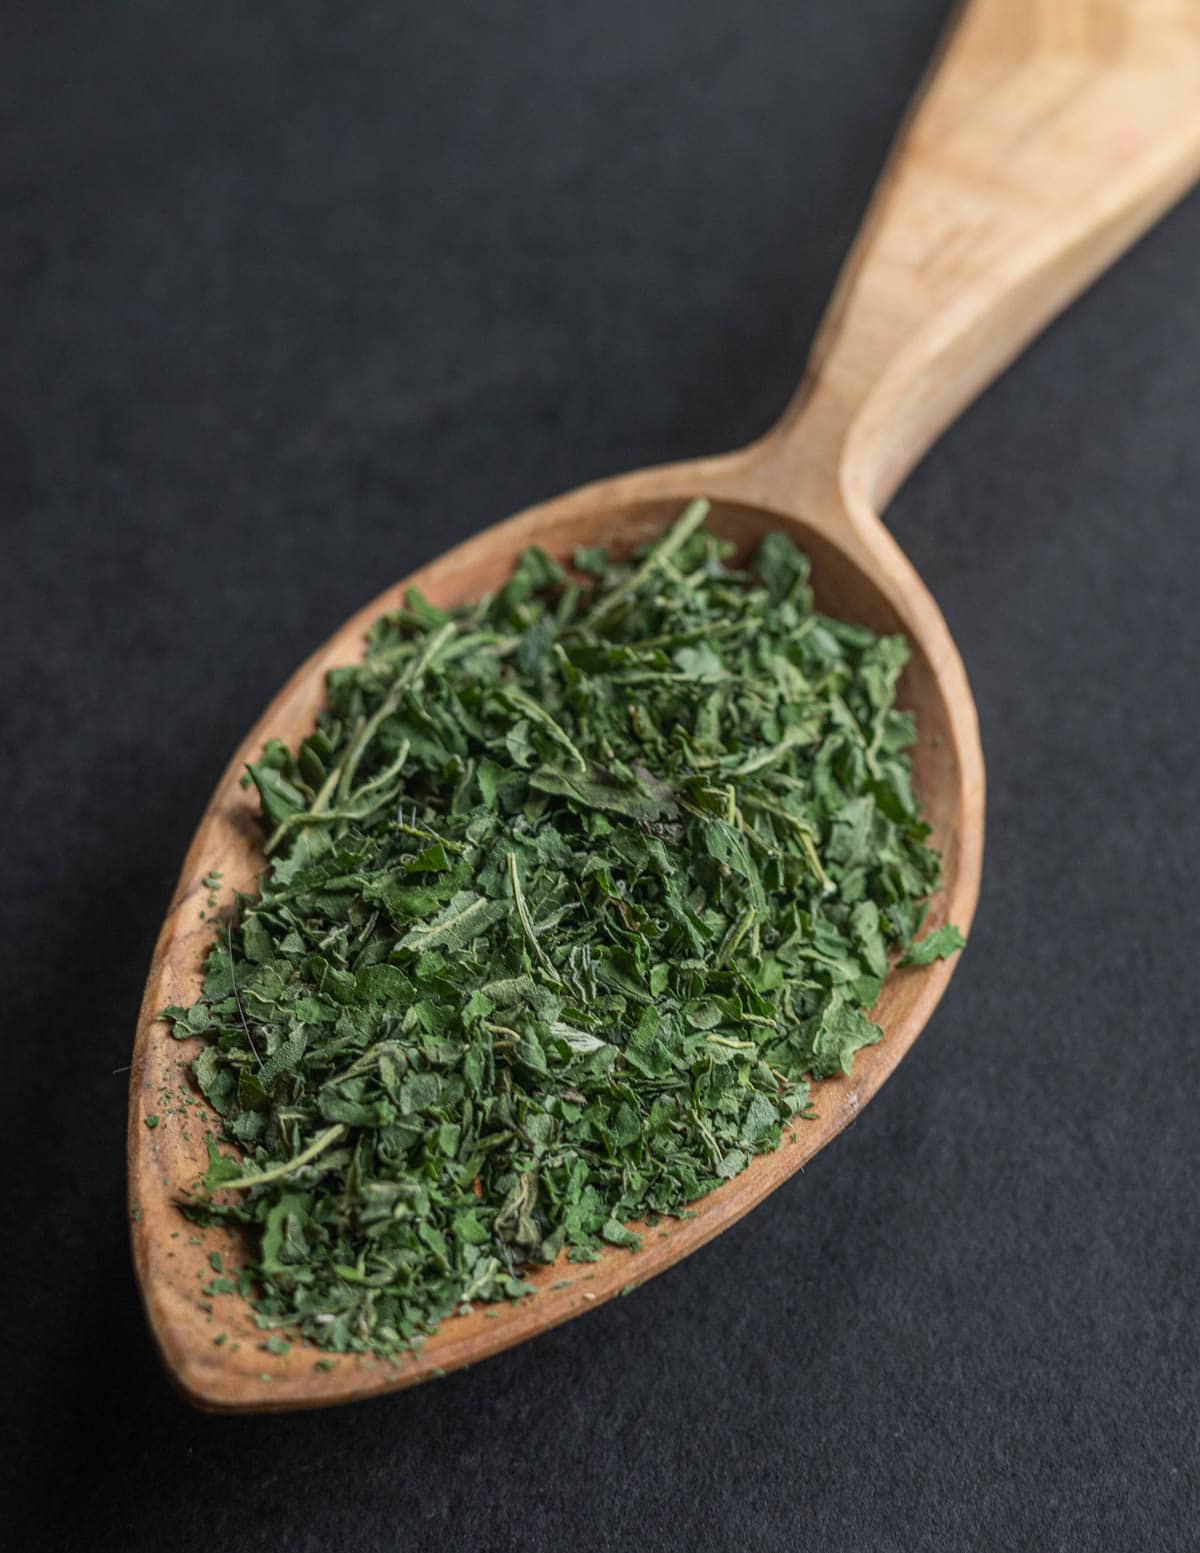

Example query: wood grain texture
[128,0,1200,1411]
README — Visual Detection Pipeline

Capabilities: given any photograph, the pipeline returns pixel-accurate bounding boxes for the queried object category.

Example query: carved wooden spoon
[129,0,1200,1411]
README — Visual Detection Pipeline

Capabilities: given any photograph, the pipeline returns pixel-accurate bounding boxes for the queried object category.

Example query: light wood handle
[761,0,1200,515]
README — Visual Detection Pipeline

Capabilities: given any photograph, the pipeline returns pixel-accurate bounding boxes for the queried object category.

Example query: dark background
[3,1,1198,1548]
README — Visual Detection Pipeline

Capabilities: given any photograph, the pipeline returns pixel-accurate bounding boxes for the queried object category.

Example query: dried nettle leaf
[166,500,962,1357]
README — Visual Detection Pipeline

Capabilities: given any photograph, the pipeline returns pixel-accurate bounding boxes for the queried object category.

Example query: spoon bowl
[128,0,1200,1410]
[130,469,978,1412]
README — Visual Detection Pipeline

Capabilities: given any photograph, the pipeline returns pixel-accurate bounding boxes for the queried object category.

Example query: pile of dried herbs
[165,499,963,1357]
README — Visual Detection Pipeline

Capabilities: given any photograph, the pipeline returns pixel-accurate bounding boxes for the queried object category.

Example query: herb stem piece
[213,1124,346,1193]
[586,498,711,626]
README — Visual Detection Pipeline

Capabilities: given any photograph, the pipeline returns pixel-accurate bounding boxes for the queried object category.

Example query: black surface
[3,2,1199,1548]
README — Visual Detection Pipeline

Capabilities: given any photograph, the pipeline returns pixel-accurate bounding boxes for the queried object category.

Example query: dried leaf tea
[163,500,962,1357]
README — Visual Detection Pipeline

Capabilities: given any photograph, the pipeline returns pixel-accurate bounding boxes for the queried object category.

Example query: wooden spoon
[129,0,1200,1411]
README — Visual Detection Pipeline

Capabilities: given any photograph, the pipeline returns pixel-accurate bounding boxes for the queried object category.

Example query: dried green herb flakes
[165,500,961,1357]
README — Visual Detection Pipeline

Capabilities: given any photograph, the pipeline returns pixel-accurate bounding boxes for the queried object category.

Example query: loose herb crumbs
[165,502,961,1359]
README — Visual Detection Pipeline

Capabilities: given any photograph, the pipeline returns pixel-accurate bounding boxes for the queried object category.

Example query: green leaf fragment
[900,924,966,967]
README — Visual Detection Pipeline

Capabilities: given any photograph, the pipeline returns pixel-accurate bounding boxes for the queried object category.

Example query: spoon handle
[758,0,1200,516]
